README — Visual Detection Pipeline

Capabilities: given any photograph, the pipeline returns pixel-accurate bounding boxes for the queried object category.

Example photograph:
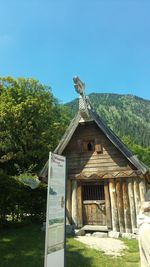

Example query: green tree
[122,136,150,168]
[0,77,69,174]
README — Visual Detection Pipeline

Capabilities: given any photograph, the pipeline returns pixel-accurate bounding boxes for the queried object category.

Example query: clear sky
[0,0,150,103]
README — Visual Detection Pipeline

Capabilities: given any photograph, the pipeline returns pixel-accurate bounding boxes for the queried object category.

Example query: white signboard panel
[45,152,66,267]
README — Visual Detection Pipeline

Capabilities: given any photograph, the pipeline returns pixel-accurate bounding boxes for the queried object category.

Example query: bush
[0,170,47,225]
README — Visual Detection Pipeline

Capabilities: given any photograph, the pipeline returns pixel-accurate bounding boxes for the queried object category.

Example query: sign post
[44,152,66,267]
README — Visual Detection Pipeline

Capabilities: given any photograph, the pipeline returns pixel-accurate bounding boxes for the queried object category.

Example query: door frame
[77,179,107,227]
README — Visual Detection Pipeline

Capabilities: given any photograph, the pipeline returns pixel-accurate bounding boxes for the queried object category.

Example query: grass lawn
[0,223,140,267]
[0,223,45,267]
[66,237,140,267]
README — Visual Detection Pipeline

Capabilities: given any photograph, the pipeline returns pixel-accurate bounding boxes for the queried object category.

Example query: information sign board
[44,152,66,267]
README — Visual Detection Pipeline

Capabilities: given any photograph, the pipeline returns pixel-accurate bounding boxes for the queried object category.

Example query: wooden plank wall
[108,177,146,233]
[63,121,147,233]
[67,177,146,233]
[63,121,136,177]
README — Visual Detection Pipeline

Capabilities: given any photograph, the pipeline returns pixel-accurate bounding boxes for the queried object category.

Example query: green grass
[0,224,140,267]
[66,237,140,267]
[0,223,45,267]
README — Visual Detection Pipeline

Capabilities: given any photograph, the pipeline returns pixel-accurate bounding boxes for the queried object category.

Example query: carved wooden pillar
[77,181,83,228]
[116,179,125,233]
[139,179,146,203]
[66,179,72,224]
[122,180,132,233]
[134,179,141,217]
[72,179,78,226]
[128,178,137,232]
[104,181,112,229]
[109,179,119,232]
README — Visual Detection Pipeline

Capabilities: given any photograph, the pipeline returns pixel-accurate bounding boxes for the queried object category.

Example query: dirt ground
[75,236,127,257]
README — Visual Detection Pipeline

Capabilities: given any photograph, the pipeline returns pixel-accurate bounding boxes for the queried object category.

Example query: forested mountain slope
[66,93,150,148]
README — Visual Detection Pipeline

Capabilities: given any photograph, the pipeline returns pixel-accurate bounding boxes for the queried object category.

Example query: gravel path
[75,236,127,257]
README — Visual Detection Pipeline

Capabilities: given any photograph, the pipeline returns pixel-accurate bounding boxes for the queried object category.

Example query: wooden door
[82,183,106,225]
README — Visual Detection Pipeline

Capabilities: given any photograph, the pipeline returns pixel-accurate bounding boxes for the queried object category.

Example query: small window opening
[82,140,94,152]
[87,142,93,151]
[83,184,105,201]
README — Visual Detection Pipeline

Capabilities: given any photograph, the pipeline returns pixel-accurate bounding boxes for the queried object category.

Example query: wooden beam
[139,179,146,203]
[109,179,119,232]
[69,170,143,180]
[146,172,150,183]
[122,180,132,233]
[66,179,72,224]
[71,180,78,227]
[116,179,125,233]
[128,178,137,232]
[104,181,112,229]
[134,180,141,217]
[68,166,132,173]
[77,182,83,228]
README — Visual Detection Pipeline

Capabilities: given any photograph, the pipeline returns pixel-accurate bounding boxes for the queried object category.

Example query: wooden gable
[63,121,137,179]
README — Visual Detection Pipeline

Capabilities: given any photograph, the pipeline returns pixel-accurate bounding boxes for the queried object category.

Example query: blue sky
[0,0,150,103]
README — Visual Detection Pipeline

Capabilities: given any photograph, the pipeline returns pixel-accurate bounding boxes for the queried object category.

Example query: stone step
[81,225,108,232]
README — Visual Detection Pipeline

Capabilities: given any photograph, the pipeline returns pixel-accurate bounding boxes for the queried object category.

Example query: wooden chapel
[40,77,150,234]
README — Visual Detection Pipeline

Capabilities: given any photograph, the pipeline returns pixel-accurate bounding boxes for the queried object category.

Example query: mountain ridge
[65,93,150,147]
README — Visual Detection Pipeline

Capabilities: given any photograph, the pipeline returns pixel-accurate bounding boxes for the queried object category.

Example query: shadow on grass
[0,223,45,267]
[66,237,97,267]
[0,224,140,267]
[66,236,140,267]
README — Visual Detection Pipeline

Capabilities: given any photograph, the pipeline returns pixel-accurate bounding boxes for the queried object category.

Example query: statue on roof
[73,76,90,120]
[73,76,85,96]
